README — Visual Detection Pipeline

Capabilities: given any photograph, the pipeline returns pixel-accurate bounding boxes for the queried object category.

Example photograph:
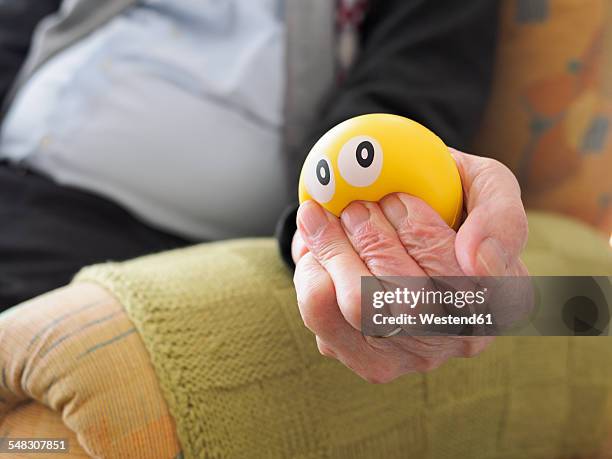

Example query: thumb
[451,149,529,277]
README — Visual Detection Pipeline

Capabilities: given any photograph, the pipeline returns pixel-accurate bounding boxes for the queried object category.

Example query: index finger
[297,200,372,329]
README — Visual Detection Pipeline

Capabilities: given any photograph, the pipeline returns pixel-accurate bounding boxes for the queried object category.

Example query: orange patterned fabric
[474,0,612,234]
[0,403,88,458]
[0,283,180,458]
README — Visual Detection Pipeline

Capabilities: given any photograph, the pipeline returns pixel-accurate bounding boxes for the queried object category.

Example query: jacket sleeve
[0,0,61,108]
[277,0,500,269]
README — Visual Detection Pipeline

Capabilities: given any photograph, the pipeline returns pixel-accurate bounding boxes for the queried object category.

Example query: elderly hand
[292,149,529,383]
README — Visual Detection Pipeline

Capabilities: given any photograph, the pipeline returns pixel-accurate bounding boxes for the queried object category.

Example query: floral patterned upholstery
[474,0,612,235]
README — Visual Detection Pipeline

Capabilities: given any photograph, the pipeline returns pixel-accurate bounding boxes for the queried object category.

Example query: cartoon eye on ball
[299,114,463,229]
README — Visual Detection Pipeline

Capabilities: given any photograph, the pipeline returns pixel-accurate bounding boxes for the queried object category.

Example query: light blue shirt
[0,0,287,240]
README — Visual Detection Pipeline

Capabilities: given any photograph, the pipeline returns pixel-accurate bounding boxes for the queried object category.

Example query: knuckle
[308,225,346,263]
[315,239,345,264]
[353,225,406,272]
[298,284,327,313]
[353,222,394,253]
[337,287,362,328]
[397,219,453,252]
[472,157,498,180]
[482,156,504,170]
[398,223,455,268]
[295,286,334,334]
[481,156,507,175]
[297,293,328,333]
[339,286,362,312]
[486,157,523,196]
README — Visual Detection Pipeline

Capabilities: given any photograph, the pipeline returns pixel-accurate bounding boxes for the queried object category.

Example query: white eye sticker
[338,136,383,187]
[305,155,335,203]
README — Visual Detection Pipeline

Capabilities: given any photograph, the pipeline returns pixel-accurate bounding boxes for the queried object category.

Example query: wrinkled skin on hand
[292,150,529,383]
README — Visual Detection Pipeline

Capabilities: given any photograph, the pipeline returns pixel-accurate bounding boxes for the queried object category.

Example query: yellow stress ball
[298,114,463,229]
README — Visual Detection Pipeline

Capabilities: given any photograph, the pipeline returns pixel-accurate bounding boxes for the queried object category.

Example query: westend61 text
[372,313,494,326]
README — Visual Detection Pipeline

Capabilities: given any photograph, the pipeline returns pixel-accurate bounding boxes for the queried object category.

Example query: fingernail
[341,202,370,234]
[298,201,328,236]
[476,238,508,276]
[380,194,407,228]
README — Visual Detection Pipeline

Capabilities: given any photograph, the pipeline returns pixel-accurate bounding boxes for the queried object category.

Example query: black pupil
[356,141,375,168]
[316,159,331,186]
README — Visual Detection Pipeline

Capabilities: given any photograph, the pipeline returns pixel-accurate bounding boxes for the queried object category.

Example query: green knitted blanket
[75,212,612,459]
